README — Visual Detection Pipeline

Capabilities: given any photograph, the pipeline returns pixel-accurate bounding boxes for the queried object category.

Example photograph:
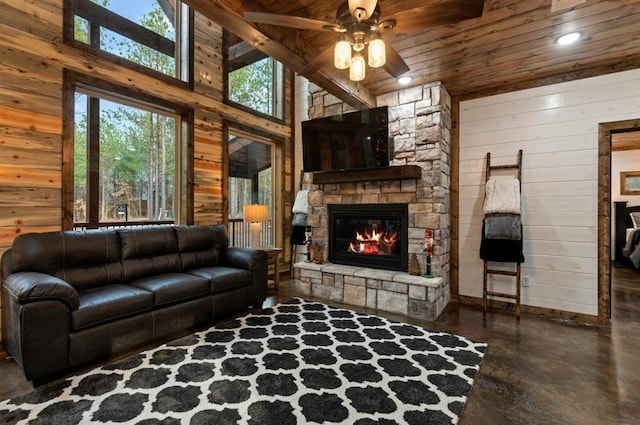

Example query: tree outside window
[226,33,284,120]
[74,95,177,225]
[69,0,190,82]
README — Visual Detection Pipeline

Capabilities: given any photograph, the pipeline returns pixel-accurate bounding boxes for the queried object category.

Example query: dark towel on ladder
[480,219,525,263]
[290,225,306,245]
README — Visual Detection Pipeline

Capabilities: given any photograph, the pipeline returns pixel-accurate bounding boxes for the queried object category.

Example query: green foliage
[109,7,176,76]
[100,104,176,221]
[229,57,274,116]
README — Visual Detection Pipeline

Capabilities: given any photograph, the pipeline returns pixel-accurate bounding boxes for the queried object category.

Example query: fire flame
[348,228,397,255]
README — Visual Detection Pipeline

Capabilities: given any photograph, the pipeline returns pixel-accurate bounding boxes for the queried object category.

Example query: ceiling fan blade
[385,0,484,32]
[348,0,378,20]
[244,11,337,32]
[382,44,410,78]
[298,47,334,76]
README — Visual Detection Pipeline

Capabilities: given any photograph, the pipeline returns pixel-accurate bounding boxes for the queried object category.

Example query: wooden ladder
[482,149,523,318]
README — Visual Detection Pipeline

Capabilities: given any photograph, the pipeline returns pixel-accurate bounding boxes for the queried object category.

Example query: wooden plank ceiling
[184,0,640,107]
[612,131,640,152]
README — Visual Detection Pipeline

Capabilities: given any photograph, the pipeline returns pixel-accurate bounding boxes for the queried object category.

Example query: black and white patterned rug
[0,298,487,425]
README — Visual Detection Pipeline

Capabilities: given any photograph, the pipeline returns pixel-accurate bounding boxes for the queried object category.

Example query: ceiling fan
[245,0,485,82]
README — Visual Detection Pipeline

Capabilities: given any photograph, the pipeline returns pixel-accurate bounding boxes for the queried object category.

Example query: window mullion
[88,96,100,228]
[90,18,100,47]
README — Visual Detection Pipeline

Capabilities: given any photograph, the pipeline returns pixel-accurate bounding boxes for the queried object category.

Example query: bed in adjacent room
[615,202,640,268]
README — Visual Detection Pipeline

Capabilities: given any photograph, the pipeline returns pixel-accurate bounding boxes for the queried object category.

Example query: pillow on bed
[630,212,640,228]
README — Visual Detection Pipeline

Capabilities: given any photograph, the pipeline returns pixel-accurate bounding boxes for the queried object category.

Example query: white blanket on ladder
[484,178,521,214]
[292,190,309,214]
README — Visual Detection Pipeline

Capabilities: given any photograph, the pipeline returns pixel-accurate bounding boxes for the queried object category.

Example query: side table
[261,247,283,289]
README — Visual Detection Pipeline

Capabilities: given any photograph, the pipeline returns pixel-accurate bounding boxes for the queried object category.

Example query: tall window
[73,87,186,228]
[66,0,191,82]
[226,32,284,120]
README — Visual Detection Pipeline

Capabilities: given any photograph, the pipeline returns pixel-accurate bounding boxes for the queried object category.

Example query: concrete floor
[1,264,639,424]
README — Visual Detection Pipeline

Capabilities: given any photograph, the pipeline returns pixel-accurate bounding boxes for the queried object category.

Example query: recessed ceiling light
[555,32,582,45]
[398,76,412,85]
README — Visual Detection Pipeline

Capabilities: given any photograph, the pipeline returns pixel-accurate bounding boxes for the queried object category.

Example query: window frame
[223,30,286,123]
[63,70,194,230]
[63,0,194,89]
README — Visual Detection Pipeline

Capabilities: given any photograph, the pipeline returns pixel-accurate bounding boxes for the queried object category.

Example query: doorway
[598,119,640,323]
[227,127,277,247]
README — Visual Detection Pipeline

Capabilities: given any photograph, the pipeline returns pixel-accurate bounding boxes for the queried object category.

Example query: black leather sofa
[1,224,268,382]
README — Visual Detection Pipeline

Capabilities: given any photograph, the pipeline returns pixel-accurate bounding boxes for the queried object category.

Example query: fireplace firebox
[328,204,408,271]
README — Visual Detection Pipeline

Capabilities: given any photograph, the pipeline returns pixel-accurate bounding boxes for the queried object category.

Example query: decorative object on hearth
[313,242,325,264]
[408,252,421,275]
[422,228,434,278]
[0,299,487,425]
[244,0,484,82]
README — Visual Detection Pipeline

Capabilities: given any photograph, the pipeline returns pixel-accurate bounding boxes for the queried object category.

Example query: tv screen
[302,106,389,172]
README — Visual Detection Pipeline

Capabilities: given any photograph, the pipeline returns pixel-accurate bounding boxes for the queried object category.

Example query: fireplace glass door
[329,204,408,271]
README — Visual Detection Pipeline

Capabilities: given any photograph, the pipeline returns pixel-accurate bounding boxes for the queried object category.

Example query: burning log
[347,227,397,256]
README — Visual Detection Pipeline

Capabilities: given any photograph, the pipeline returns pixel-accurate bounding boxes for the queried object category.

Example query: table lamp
[244,204,268,248]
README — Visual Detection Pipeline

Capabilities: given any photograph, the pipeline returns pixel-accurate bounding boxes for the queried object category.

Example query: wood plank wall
[457,68,640,317]
[0,0,293,345]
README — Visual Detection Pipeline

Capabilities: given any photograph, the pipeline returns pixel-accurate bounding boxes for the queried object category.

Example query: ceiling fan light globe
[334,40,352,69]
[368,38,386,68]
[350,54,366,81]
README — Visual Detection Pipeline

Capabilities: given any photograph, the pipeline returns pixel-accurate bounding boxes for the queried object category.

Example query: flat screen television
[302,106,389,172]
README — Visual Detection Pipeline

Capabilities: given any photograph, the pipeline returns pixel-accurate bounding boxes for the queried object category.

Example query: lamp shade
[244,204,268,223]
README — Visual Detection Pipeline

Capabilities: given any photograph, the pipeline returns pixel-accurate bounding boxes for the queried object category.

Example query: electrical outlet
[522,276,530,287]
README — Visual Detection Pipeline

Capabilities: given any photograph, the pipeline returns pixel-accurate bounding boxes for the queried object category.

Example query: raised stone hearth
[293,262,447,321]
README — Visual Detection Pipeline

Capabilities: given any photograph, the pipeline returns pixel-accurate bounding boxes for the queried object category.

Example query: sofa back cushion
[118,226,182,281]
[174,225,229,269]
[10,230,123,291]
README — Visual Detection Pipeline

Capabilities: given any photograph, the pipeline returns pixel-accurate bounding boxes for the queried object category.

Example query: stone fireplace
[293,80,453,321]
[329,203,408,272]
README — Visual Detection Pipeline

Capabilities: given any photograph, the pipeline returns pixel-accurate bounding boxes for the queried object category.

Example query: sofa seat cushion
[128,273,210,307]
[187,267,253,294]
[72,285,154,331]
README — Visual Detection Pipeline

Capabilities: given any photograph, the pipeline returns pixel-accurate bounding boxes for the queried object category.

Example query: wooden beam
[228,40,268,70]
[181,0,376,109]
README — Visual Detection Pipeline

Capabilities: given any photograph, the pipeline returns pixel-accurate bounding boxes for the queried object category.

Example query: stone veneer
[297,80,453,318]
[294,262,446,320]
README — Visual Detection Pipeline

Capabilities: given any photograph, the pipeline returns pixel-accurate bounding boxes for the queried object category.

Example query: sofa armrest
[220,247,268,271]
[220,248,268,307]
[3,272,79,310]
